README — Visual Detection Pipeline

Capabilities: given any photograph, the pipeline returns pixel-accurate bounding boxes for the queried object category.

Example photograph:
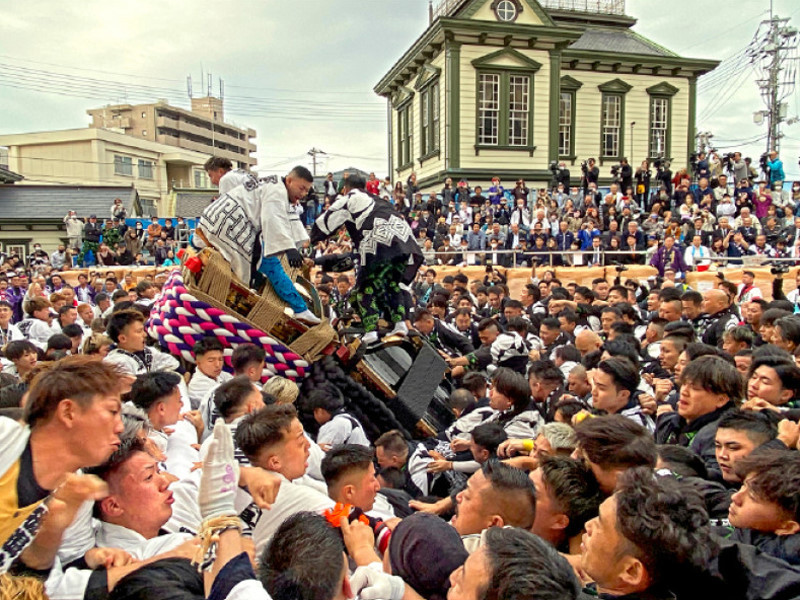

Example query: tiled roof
[0,185,136,220]
[175,190,217,218]
[0,166,23,184]
[569,28,678,57]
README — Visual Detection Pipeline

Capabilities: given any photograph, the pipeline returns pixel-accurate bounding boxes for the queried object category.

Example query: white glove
[350,563,406,600]
[198,421,240,520]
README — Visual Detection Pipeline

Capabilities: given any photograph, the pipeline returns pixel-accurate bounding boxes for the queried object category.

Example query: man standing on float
[196,164,320,324]
[310,173,423,344]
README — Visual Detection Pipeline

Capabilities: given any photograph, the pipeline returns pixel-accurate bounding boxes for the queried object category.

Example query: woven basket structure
[146,248,337,383]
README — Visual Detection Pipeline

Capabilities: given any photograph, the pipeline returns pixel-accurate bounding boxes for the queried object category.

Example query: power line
[0,53,376,97]
[0,63,386,123]
[0,63,383,110]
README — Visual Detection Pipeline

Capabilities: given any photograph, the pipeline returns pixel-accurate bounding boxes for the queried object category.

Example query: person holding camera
[694,151,710,180]
[580,157,599,194]
[653,159,672,195]
[619,158,633,193]
[766,150,785,190]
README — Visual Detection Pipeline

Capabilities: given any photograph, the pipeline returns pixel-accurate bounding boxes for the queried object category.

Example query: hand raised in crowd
[340,516,379,567]
[85,547,136,570]
[741,397,781,412]
[450,437,471,452]
[777,419,800,450]
[239,466,282,510]
[638,393,657,416]
[497,438,531,458]
[652,378,673,403]
[181,410,205,441]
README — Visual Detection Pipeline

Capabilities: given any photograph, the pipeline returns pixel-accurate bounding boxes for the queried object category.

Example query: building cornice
[374,18,582,95]
[562,49,719,77]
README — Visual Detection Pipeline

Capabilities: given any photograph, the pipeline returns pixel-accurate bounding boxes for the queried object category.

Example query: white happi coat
[198,175,299,283]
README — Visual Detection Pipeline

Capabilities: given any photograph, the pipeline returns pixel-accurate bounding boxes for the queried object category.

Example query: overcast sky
[1,0,798,179]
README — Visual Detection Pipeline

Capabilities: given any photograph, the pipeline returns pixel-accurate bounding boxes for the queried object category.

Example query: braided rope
[146,269,309,383]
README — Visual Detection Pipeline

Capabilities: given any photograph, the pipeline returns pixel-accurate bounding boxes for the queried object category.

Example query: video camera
[760,152,771,176]
[721,152,735,172]
[613,262,628,272]
[689,152,699,174]
[549,161,561,173]
[580,160,588,173]
[610,164,621,183]
[771,264,790,276]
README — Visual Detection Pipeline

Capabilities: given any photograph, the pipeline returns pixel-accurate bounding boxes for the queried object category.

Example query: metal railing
[423,247,800,269]
[431,0,470,20]
[432,0,626,19]
[425,247,647,268]
[538,0,626,14]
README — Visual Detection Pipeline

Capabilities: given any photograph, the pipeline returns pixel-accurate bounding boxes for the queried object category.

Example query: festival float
[146,246,453,441]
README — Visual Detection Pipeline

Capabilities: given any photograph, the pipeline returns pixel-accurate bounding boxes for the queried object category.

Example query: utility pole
[307,147,326,177]
[750,6,799,153]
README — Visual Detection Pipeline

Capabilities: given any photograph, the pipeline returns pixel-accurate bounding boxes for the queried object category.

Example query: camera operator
[619,157,633,193]
[548,161,570,192]
[581,158,599,193]
[731,152,747,183]
[766,150,785,190]
[694,151,710,180]
[654,159,672,195]
[708,150,723,180]
[634,160,651,211]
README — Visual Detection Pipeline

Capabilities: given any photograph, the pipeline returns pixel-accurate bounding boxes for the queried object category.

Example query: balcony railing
[432,0,626,19]
[539,0,626,15]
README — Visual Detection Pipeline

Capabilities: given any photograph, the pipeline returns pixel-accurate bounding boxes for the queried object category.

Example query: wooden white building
[374,0,719,191]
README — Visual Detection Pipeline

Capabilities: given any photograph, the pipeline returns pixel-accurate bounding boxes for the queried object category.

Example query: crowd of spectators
[4,153,800,600]
[61,203,191,269]
[306,151,797,273]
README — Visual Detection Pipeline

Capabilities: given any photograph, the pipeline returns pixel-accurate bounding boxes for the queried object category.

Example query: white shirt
[21,318,58,350]
[189,370,233,411]
[104,345,180,377]
[218,169,253,196]
[0,323,23,370]
[239,473,334,557]
[684,244,711,268]
[737,283,763,303]
[198,175,299,284]
[317,413,370,448]
[96,521,192,560]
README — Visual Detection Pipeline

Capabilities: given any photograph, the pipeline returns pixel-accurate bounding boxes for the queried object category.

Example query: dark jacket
[423,320,475,357]
[730,529,800,566]
[702,308,739,348]
[656,401,736,481]
[84,221,102,243]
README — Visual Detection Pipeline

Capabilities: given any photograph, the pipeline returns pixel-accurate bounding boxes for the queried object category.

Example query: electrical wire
[0,53,376,96]
[0,63,383,111]
[697,59,755,123]
[0,63,386,122]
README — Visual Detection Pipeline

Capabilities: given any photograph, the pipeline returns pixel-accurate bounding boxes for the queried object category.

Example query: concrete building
[0,127,210,216]
[374,0,719,191]
[87,97,257,170]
